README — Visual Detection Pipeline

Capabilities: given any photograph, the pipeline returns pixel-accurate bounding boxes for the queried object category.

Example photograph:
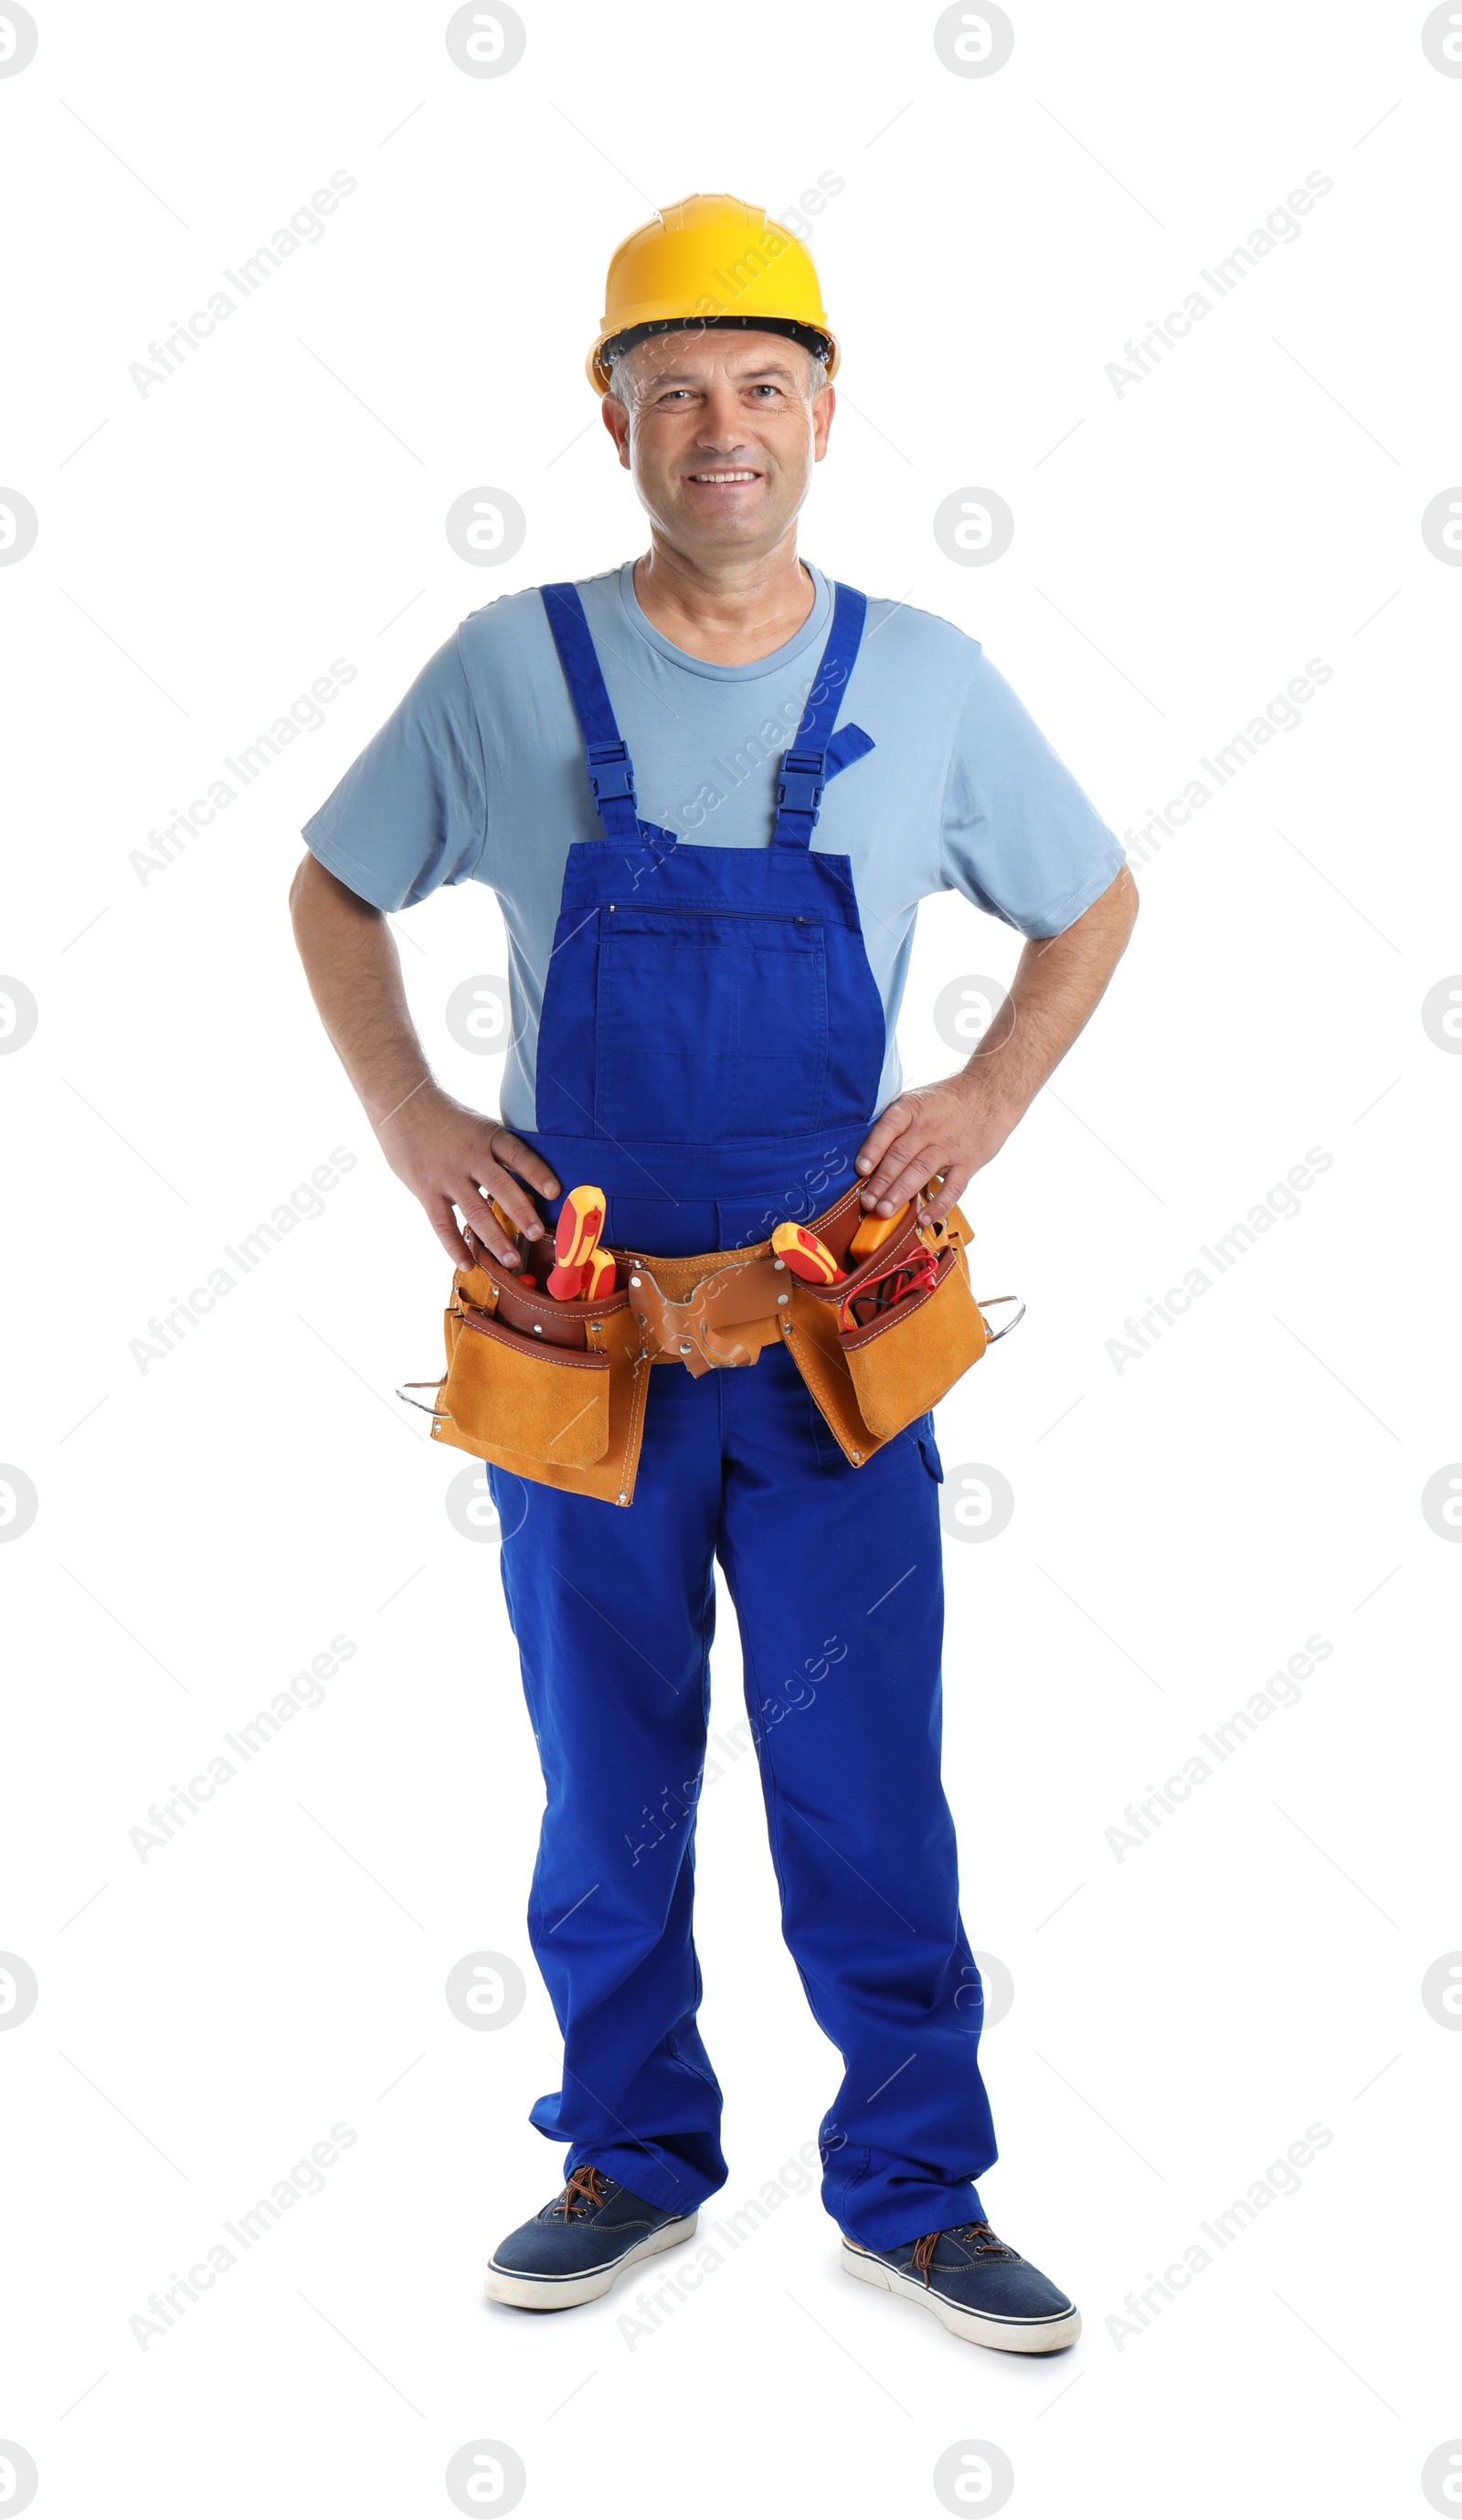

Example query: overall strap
[772,581,876,850]
[541,582,641,844]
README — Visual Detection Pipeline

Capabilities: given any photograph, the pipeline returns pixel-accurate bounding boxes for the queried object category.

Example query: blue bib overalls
[487,581,998,2249]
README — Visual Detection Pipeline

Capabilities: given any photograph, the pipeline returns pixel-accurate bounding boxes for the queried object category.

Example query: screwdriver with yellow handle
[582,1247,616,1300]
[771,1221,847,1284]
[549,1244,616,1302]
[547,1184,608,1299]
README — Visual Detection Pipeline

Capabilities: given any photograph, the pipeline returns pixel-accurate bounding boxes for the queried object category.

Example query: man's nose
[694,382,751,451]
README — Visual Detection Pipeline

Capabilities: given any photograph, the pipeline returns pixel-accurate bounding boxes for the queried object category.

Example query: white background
[3,2,1460,2514]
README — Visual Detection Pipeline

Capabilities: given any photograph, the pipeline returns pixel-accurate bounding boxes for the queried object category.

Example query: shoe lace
[554,2164,609,2220]
[910,2219,1015,2286]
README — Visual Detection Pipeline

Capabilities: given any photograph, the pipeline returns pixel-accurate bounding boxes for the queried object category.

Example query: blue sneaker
[842,2218,1081,2353]
[486,2165,697,2311]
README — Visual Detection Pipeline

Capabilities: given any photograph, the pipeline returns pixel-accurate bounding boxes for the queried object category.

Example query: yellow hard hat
[587,192,840,394]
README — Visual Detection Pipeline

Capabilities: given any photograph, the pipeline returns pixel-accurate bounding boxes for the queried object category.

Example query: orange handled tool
[482,1195,539,1285]
[771,1221,846,1285]
[848,1198,910,1263]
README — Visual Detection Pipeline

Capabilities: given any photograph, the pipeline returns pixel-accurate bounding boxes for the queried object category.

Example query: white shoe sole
[485,2213,699,2311]
[842,2238,1082,2353]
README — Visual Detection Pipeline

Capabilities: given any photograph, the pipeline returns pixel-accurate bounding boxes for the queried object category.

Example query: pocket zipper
[605,904,812,923]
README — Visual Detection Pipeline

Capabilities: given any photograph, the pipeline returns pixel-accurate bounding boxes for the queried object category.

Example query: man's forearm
[289,856,432,1128]
[964,864,1140,1132]
[854,866,1139,1218]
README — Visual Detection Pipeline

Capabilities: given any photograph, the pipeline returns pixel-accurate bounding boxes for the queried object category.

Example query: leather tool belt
[401,1178,1022,1510]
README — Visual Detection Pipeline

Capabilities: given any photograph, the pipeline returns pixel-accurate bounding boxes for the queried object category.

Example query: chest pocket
[593,906,829,1143]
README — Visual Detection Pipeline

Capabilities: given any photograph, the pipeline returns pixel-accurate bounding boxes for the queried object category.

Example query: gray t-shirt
[302,560,1124,1129]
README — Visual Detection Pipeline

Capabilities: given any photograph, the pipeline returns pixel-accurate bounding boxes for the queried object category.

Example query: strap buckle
[586,738,636,805]
[776,746,826,818]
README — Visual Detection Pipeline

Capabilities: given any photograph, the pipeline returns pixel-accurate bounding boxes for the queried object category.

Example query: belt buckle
[624,1248,780,1374]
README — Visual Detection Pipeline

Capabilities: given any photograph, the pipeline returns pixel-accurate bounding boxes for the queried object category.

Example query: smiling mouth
[685,469,762,484]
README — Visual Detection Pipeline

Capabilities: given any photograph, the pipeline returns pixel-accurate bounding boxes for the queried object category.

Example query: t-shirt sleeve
[301,627,487,910]
[940,650,1126,936]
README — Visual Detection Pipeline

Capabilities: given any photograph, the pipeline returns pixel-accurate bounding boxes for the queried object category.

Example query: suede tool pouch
[836,1240,987,1438]
[782,1200,988,1462]
[442,1303,609,1467]
[425,1248,650,1509]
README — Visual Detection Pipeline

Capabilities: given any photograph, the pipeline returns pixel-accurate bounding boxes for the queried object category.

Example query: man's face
[601,329,834,559]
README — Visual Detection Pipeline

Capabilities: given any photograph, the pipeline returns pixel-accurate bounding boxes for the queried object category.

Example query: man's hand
[854,1073,1020,1226]
[855,867,1139,1224]
[376,1084,560,1271]
[288,854,561,1272]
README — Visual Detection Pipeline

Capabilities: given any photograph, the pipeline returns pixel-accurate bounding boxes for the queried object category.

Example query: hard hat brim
[588,312,840,396]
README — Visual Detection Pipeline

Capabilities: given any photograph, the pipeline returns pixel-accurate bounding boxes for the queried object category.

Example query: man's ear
[812,384,836,464]
[600,395,631,471]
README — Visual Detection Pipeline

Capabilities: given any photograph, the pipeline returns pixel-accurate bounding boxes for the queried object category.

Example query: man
[291,194,1135,2355]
